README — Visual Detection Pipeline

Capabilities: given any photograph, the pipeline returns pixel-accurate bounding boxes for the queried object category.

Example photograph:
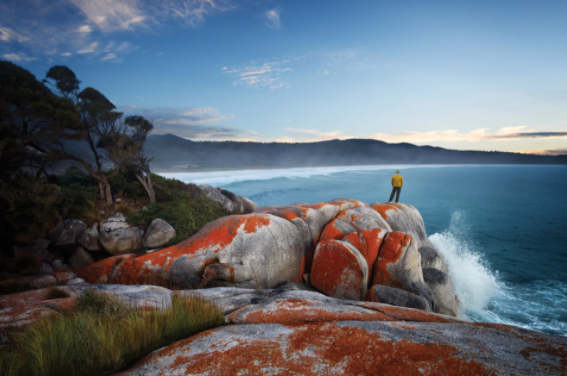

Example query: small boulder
[69,246,95,270]
[143,219,176,249]
[199,184,240,213]
[99,215,143,255]
[367,284,431,312]
[78,223,102,251]
[50,219,87,247]
[38,263,54,275]
[310,239,369,301]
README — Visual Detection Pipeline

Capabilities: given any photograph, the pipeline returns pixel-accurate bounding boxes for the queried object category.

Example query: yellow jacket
[391,174,403,188]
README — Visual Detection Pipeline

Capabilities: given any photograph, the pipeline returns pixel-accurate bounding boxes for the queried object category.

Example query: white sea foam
[429,211,500,316]
[158,164,455,186]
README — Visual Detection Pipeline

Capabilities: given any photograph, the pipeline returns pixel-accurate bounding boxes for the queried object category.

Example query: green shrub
[109,169,146,198]
[126,191,229,245]
[0,289,225,376]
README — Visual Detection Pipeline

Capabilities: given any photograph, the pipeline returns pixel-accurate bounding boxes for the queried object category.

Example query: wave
[158,164,455,186]
[429,211,500,315]
[430,211,567,335]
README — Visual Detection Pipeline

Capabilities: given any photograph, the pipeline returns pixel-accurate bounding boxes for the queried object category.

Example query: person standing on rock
[389,170,403,203]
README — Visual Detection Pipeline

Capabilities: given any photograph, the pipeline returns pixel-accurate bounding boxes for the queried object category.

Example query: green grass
[0,289,225,376]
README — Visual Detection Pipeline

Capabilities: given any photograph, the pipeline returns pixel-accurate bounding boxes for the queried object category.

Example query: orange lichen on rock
[371,231,411,288]
[358,302,457,323]
[310,240,367,300]
[226,299,394,324]
[370,203,400,219]
[76,254,136,284]
[156,322,495,376]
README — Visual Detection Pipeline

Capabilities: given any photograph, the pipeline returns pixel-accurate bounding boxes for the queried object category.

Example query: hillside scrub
[0,289,225,376]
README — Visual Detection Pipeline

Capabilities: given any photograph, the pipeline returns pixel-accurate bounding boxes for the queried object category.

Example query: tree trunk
[135,170,155,204]
[104,182,113,207]
[99,182,105,200]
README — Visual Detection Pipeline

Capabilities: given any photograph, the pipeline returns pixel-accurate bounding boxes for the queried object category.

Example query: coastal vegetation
[0,61,228,265]
[0,289,225,376]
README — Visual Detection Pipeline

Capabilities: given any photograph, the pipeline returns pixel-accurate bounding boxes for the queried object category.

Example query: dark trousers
[389,187,402,203]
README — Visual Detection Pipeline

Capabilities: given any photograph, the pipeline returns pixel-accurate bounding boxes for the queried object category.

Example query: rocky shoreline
[1,197,566,374]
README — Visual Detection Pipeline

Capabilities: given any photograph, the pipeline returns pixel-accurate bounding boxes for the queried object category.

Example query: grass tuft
[0,289,225,376]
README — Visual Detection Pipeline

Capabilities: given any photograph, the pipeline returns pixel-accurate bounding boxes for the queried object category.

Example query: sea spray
[429,211,500,317]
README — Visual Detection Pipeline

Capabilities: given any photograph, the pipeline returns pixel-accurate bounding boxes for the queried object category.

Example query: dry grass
[0,289,225,376]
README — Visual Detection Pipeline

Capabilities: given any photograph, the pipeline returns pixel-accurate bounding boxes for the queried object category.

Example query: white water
[159,164,454,186]
[429,211,501,318]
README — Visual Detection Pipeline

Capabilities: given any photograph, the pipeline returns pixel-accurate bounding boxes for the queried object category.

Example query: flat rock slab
[120,320,567,376]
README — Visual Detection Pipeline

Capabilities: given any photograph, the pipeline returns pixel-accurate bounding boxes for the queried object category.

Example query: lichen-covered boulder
[82,213,305,289]
[99,214,143,255]
[258,198,367,273]
[319,206,391,270]
[78,222,102,251]
[370,203,448,271]
[76,254,137,284]
[50,219,87,247]
[310,240,369,300]
[69,246,95,270]
[371,231,437,312]
[143,219,175,249]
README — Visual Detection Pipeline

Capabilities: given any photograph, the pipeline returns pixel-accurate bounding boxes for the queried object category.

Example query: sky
[1,0,567,154]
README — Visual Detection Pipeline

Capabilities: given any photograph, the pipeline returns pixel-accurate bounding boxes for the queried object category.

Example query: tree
[44,66,122,207]
[99,115,156,203]
[0,61,80,180]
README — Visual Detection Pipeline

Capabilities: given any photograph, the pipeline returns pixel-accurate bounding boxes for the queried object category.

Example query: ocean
[160,165,567,336]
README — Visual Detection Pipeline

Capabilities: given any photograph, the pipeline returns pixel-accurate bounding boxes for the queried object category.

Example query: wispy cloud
[2,52,36,62]
[101,53,116,61]
[77,41,99,54]
[365,126,567,144]
[0,0,235,62]
[524,148,567,156]
[222,56,302,90]
[120,106,247,140]
[264,7,282,29]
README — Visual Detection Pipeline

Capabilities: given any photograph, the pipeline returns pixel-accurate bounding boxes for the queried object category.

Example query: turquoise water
[161,165,567,335]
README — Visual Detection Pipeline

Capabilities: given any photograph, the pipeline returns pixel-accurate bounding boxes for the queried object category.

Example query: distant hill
[144,134,567,171]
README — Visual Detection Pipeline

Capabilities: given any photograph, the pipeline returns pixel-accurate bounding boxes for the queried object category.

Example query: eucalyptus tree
[44,66,123,206]
[99,115,156,203]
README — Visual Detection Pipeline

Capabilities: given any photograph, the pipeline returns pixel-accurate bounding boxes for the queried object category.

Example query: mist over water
[159,164,567,335]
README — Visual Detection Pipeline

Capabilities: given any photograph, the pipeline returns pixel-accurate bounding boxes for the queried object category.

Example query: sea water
[161,165,567,335]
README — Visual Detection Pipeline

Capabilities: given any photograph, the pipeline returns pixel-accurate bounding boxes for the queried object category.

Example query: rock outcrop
[78,222,102,251]
[143,218,176,249]
[1,285,565,374]
[199,185,259,214]
[50,219,87,247]
[77,199,459,317]
[98,213,144,255]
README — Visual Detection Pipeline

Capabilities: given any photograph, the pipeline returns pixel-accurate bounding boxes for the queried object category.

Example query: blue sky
[2,0,567,154]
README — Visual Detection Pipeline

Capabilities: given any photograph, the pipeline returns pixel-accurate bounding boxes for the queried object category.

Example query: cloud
[119,106,246,140]
[524,148,567,156]
[101,52,116,60]
[222,56,302,90]
[68,0,145,32]
[0,25,29,42]
[60,52,72,57]
[264,7,282,29]
[286,128,351,142]
[0,0,234,62]
[2,52,36,61]
[364,126,567,144]
[77,41,98,53]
